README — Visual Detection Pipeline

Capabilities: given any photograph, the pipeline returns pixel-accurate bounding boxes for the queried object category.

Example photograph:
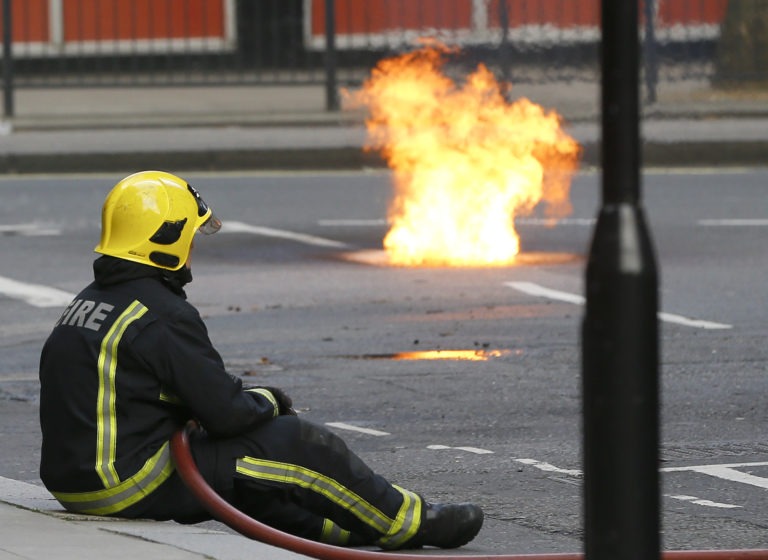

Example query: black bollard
[582,1,661,559]
[643,0,659,105]
[324,0,339,112]
[498,0,511,89]
[2,0,13,119]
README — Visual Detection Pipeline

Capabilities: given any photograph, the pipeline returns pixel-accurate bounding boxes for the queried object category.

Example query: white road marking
[698,219,768,227]
[320,215,768,231]
[320,214,768,229]
[325,422,390,436]
[514,458,582,476]
[667,494,741,509]
[506,281,586,305]
[654,312,732,330]
[318,219,387,227]
[222,220,349,248]
[515,217,596,226]
[506,281,732,330]
[644,167,754,175]
[427,444,494,455]
[662,461,768,490]
[0,275,74,308]
[517,457,768,508]
[0,373,39,382]
[0,223,61,236]
[317,217,598,227]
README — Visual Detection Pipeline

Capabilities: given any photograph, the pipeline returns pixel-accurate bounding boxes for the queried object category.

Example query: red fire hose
[170,421,768,560]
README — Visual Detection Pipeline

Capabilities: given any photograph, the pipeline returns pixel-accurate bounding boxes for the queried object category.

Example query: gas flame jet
[349,43,581,267]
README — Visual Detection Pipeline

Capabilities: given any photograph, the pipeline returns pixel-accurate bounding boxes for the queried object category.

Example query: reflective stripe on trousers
[52,442,175,516]
[376,484,422,549]
[235,456,421,548]
[321,518,351,545]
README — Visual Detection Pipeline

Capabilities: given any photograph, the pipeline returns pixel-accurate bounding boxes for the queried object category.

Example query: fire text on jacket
[56,299,115,331]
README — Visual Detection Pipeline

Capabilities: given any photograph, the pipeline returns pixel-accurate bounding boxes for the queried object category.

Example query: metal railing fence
[0,0,759,117]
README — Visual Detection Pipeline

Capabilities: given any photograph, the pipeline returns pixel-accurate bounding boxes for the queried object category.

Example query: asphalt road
[1,168,767,553]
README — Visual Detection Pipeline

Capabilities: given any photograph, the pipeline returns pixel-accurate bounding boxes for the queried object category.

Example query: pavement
[0,78,766,559]
[0,475,307,560]
[0,80,765,173]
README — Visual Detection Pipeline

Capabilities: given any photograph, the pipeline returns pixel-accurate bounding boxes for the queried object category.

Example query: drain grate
[334,349,514,361]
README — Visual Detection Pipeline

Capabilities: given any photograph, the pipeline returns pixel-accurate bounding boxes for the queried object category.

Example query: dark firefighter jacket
[39,256,279,515]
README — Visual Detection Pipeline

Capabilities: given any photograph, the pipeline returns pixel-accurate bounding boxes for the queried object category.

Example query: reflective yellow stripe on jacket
[244,388,279,417]
[52,442,175,516]
[96,300,148,488]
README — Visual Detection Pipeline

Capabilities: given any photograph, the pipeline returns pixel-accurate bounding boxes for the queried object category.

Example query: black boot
[406,502,484,549]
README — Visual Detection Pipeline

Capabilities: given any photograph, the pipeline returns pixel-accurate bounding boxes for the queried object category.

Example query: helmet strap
[160,266,193,295]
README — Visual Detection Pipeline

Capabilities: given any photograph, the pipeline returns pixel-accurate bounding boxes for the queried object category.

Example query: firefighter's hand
[262,386,296,416]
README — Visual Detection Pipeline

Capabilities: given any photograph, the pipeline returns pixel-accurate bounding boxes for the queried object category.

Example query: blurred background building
[0,0,765,120]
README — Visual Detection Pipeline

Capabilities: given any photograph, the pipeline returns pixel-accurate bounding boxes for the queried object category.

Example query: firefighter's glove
[263,386,296,416]
[269,387,296,415]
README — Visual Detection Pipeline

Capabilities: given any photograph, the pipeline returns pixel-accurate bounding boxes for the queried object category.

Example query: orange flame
[349,43,581,267]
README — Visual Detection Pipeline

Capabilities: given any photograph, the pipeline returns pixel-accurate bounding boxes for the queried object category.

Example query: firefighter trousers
[122,416,423,549]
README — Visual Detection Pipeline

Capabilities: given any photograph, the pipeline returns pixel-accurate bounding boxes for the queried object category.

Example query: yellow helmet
[95,170,221,270]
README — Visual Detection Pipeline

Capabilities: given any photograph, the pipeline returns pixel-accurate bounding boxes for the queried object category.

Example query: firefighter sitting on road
[38,170,483,549]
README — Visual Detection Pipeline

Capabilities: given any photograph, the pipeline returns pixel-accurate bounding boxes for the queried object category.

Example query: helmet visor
[187,182,221,235]
[198,211,222,235]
